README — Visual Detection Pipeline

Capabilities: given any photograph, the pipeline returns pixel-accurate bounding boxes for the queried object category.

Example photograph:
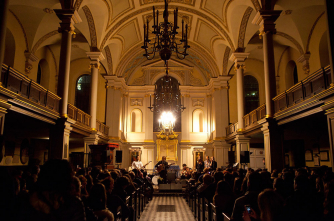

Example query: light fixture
[158,111,175,135]
[141,0,190,63]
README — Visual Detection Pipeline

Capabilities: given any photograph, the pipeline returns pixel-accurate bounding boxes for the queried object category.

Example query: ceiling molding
[306,11,325,53]
[222,47,231,76]
[237,7,253,49]
[31,30,59,54]
[276,31,304,55]
[82,5,98,48]
[104,45,113,75]
[8,9,29,51]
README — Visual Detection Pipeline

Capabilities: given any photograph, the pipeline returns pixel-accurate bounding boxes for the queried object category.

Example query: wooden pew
[205,199,211,221]
[193,190,197,219]
[136,188,140,219]
[197,192,201,221]
[115,206,122,221]
[131,191,136,221]
[211,203,216,221]
[223,213,231,221]
[124,196,130,221]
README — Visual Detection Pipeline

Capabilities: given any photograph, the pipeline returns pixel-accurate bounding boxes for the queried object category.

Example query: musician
[204,156,211,169]
[196,156,204,173]
[210,156,217,171]
[181,164,190,179]
[155,156,169,183]
[132,155,144,169]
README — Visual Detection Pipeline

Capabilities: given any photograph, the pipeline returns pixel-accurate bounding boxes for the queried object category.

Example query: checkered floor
[140,196,195,221]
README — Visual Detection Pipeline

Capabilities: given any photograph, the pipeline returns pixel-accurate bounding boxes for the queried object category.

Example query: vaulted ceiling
[7,0,327,85]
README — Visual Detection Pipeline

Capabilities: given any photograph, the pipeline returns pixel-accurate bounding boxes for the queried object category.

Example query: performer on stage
[155,156,169,183]
[210,156,217,171]
[132,155,144,169]
[204,156,211,169]
[196,156,204,173]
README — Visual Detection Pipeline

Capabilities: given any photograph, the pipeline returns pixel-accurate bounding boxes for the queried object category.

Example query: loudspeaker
[228,151,235,163]
[240,151,250,163]
[115,150,122,163]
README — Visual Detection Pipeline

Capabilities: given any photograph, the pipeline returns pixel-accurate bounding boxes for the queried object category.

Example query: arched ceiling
[7,0,327,85]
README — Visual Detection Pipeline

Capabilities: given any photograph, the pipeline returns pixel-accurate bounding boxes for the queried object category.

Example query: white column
[325,0,334,85]
[145,93,154,142]
[86,52,105,131]
[235,134,250,164]
[230,53,249,131]
[54,10,81,117]
[252,11,281,117]
[181,93,190,141]
[83,134,99,167]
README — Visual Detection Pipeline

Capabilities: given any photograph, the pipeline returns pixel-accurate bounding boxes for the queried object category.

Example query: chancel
[1,0,334,220]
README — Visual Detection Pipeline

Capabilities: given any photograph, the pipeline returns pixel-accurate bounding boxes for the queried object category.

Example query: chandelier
[158,111,175,134]
[148,69,186,113]
[141,0,190,63]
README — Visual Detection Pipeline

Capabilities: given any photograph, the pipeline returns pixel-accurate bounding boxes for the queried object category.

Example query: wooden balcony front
[273,65,331,114]
[1,64,60,117]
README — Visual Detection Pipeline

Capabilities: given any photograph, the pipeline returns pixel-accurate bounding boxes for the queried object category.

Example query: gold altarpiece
[156,131,178,161]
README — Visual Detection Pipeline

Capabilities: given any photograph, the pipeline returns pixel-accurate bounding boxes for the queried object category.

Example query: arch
[131,109,143,132]
[193,109,204,132]
[285,60,298,89]
[319,31,330,68]
[37,59,50,89]
[75,74,91,114]
[244,75,259,114]
[4,28,15,67]
[151,72,184,86]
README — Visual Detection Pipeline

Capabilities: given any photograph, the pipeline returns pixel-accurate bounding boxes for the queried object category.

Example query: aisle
[140,195,196,221]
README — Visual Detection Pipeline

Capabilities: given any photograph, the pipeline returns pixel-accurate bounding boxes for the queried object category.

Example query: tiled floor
[140,196,196,221]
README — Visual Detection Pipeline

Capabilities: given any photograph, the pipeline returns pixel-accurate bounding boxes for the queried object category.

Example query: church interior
[1,0,334,220]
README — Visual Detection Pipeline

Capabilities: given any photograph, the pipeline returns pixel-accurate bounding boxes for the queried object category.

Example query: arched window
[244,75,259,114]
[37,63,42,84]
[285,61,298,89]
[131,109,143,132]
[193,109,204,132]
[75,75,91,114]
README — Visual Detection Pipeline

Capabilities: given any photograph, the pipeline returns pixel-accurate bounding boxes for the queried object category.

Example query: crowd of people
[1,156,334,221]
[184,158,334,221]
[0,159,153,221]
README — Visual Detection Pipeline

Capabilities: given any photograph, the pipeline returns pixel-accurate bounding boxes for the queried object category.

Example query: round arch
[4,28,15,67]
[192,109,204,132]
[130,108,143,132]
[285,60,298,89]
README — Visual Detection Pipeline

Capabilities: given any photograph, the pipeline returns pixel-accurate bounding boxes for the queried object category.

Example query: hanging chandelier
[148,69,186,113]
[158,111,175,134]
[141,0,190,63]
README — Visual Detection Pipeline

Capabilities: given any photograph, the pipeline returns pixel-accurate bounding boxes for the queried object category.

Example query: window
[131,109,143,132]
[193,109,204,132]
[244,75,259,114]
[293,65,298,85]
[75,75,91,114]
[37,63,42,84]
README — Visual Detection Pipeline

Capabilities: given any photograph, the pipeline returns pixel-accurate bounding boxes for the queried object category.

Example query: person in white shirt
[132,155,144,169]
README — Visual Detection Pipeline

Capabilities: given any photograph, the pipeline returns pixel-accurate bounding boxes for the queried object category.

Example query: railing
[96,120,110,136]
[226,122,238,136]
[1,64,60,112]
[67,103,91,127]
[243,103,266,127]
[273,65,331,114]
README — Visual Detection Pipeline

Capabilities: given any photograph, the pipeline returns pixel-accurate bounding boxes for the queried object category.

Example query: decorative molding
[140,0,196,6]
[100,5,234,51]
[276,32,304,55]
[82,5,98,48]
[222,47,231,76]
[130,98,143,106]
[24,52,39,75]
[297,53,311,75]
[251,0,261,11]
[8,9,29,51]
[104,46,113,75]
[132,74,145,85]
[282,10,292,15]
[189,72,202,86]
[43,8,54,14]
[74,0,83,11]
[31,30,59,54]
[238,7,253,49]
[192,98,204,107]
[306,11,325,52]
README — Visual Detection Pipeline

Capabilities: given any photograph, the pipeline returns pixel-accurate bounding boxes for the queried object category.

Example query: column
[325,0,334,84]
[83,134,99,167]
[206,94,212,140]
[86,52,105,131]
[145,93,154,142]
[235,134,250,165]
[54,9,82,117]
[230,53,249,131]
[181,93,190,142]
[261,119,283,172]
[252,10,281,117]
[0,0,9,79]
[326,113,334,171]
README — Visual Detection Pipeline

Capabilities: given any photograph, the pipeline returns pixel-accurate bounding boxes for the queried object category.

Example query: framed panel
[305,149,313,161]
[320,150,329,161]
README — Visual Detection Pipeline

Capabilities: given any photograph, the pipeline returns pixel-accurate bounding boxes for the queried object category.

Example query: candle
[143,24,146,45]
[146,19,149,41]
[153,6,155,28]
[157,10,159,32]
[150,94,151,106]
[182,20,184,41]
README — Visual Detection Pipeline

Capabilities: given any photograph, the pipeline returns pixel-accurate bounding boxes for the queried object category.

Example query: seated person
[181,164,191,179]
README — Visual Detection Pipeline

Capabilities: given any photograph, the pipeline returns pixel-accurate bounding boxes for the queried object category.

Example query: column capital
[252,10,282,35]
[54,9,82,33]
[86,51,105,62]
[24,52,39,75]
[229,52,249,69]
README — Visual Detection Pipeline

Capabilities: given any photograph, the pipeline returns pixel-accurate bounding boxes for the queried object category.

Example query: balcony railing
[1,64,60,112]
[273,65,331,114]
[67,104,109,136]
[226,104,266,136]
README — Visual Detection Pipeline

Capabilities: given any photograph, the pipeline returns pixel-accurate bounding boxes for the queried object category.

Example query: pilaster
[235,133,250,165]
[0,0,9,82]
[325,0,334,86]
[213,140,230,169]
[83,132,99,167]
[326,112,334,171]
